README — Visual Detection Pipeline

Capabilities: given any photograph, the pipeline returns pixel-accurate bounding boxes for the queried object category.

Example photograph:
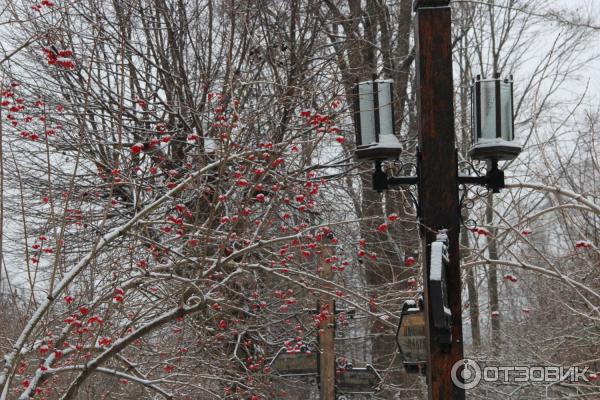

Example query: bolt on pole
[413,0,466,399]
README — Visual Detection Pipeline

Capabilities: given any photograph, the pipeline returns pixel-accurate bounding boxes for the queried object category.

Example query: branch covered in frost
[506,182,600,215]
[58,301,206,400]
[463,258,600,306]
[0,159,221,399]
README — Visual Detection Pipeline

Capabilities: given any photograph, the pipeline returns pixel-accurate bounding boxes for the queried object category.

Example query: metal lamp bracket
[375,149,506,197]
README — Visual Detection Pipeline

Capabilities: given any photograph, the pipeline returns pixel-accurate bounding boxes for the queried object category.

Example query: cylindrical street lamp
[469,74,521,162]
[353,79,402,161]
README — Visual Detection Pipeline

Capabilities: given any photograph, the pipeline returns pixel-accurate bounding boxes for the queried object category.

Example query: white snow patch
[430,242,444,282]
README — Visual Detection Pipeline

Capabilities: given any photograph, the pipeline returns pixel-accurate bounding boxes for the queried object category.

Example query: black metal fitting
[457,159,505,193]
[372,161,389,193]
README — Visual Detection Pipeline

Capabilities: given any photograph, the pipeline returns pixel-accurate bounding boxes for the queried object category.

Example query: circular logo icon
[451,358,482,390]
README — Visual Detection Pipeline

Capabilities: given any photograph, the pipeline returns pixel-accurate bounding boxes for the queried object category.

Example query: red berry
[377,223,388,232]
[131,143,144,154]
[405,257,416,267]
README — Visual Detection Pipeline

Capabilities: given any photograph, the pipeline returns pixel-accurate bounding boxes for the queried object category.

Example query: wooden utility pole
[318,237,335,400]
[414,0,465,399]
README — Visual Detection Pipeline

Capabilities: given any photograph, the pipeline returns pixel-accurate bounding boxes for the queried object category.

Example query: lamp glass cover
[357,82,376,145]
[500,82,513,141]
[376,80,394,137]
[480,80,497,140]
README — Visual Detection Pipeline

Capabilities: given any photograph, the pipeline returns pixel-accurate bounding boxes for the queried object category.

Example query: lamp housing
[353,79,402,161]
[396,297,427,373]
[469,74,521,161]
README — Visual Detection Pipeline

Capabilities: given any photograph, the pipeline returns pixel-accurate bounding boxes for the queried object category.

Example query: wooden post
[413,1,465,399]
[318,237,335,400]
